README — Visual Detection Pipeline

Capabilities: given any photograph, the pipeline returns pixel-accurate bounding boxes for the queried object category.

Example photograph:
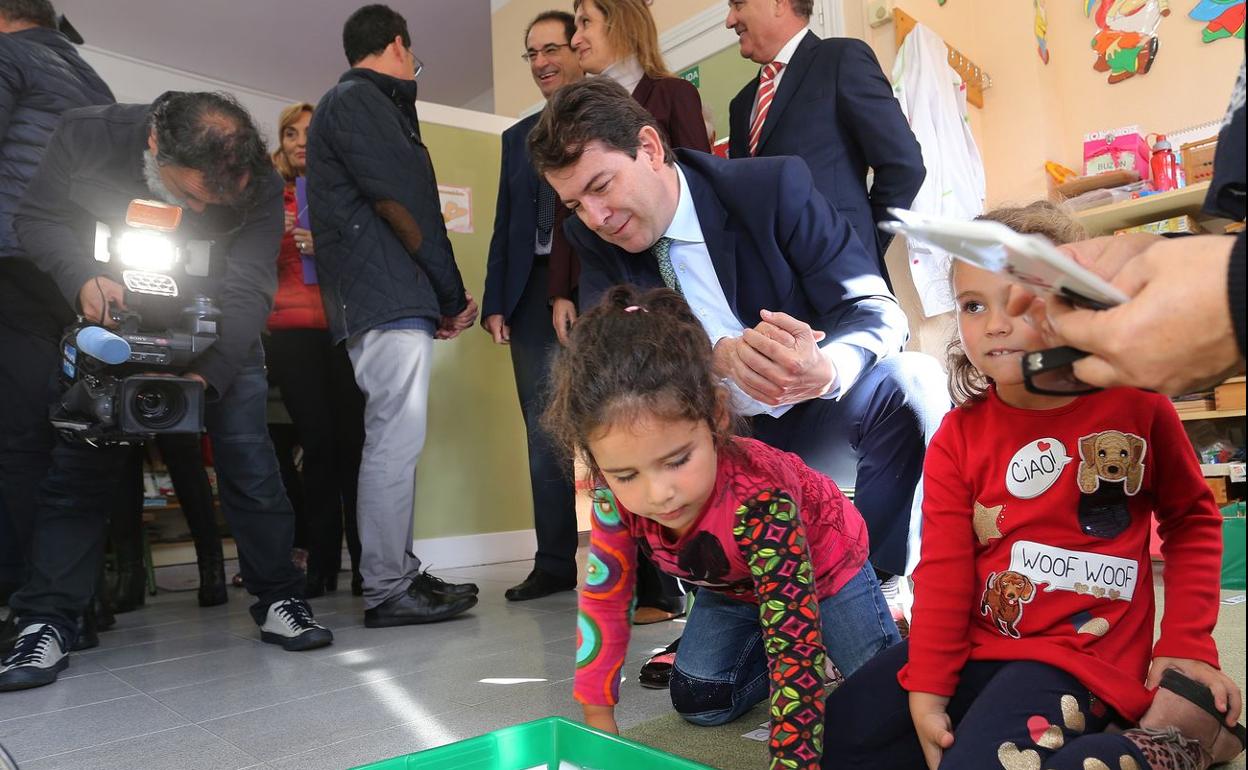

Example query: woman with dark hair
[263,102,366,597]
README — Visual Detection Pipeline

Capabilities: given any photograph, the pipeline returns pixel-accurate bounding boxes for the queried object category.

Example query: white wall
[79,46,515,142]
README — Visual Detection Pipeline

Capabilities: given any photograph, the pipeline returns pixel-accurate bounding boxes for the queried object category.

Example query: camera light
[116,229,176,271]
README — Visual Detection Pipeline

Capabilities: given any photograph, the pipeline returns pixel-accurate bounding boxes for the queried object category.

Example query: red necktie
[748,61,784,157]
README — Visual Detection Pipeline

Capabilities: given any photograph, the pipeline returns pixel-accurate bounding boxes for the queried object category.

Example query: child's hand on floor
[1146,656,1243,726]
[909,691,955,770]
[582,703,620,735]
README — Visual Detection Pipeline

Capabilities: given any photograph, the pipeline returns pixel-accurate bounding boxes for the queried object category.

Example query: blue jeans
[751,352,950,576]
[670,563,901,726]
[9,364,303,642]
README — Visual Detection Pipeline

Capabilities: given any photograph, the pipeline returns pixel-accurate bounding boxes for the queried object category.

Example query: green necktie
[651,236,682,294]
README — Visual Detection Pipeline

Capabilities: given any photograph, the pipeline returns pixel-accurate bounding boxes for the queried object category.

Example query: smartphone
[879,208,1129,310]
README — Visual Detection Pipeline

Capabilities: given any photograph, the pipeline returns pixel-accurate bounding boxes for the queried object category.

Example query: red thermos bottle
[1149,134,1178,192]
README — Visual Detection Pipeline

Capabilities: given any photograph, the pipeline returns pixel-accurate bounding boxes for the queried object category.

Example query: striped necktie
[651,236,681,294]
[748,61,784,157]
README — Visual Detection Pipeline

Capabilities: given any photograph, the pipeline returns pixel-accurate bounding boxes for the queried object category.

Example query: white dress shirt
[664,164,852,417]
[748,27,812,126]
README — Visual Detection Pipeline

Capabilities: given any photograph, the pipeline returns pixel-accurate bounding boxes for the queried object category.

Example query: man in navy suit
[481,10,583,601]
[726,0,924,270]
[530,78,948,613]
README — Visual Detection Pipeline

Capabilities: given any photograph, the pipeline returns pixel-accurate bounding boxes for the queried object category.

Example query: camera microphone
[76,325,131,365]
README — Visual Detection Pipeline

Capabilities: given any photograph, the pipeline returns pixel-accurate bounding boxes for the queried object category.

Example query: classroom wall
[848,0,1243,207]
[412,124,539,541]
[491,0,725,117]
[689,43,766,140]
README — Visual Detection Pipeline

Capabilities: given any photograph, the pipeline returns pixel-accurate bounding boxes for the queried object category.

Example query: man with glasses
[481,11,584,602]
[307,4,479,628]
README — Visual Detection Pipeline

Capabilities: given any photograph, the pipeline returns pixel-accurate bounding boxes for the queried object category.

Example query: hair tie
[624,305,648,313]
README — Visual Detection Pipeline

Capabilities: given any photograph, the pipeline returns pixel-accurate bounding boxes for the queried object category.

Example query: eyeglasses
[1021,346,1100,396]
[521,43,572,62]
[407,49,425,78]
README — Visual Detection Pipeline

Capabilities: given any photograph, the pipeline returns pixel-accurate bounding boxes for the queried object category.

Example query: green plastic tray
[351,716,715,770]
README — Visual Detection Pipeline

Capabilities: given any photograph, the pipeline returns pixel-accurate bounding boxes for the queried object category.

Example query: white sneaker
[259,598,333,651]
[0,623,68,691]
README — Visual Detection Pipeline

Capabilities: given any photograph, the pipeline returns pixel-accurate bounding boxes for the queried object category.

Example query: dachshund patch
[1076,431,1146,539]
[980,570,1036,638]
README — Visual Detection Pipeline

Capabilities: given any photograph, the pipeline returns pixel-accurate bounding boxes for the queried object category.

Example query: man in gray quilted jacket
[308,4,480,628]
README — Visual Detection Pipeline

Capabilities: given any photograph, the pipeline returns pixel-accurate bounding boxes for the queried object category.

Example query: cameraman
[0,92,333,692]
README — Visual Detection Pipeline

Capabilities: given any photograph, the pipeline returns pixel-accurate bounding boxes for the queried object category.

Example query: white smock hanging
[891,23,986,316]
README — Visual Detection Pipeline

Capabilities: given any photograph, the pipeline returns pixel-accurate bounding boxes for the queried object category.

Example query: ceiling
[54,0,496,110]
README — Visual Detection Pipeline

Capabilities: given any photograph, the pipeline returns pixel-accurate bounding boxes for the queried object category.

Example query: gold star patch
[973,501,1004,545]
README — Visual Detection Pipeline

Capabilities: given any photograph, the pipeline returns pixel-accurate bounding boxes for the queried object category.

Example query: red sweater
[267,185,327,331]
[899,387,1223,722]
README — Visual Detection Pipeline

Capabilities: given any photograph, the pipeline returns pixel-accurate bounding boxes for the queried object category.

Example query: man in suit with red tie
[726,0,936,621]
[726,0,925,270]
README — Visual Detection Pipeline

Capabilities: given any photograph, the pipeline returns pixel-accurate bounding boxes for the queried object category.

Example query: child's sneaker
[1136,668,1247,767]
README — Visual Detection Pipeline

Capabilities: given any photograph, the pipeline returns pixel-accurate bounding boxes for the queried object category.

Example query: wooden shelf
[1179,407,1246,422]
[1073,181,1225,236]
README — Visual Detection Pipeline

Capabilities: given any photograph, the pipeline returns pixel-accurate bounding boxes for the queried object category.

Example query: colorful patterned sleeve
[733,488,827,770]
[573,487,638,707]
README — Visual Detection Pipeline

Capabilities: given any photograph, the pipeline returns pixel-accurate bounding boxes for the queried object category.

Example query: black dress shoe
[72,607,99,652]
[364,585,477,628]
[505,569,577,601]
[197,554,228,607]
[409,571,478,598]
[0,613,17,654]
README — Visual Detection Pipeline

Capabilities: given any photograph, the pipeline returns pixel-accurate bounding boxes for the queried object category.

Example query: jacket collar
[340,67,420,106]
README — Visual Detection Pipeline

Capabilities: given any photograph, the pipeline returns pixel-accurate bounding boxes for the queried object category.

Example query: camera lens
[131,381,187,430]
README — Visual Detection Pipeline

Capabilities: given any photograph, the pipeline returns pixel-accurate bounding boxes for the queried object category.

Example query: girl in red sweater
[822,202,1243,770]
[546,286,899,770]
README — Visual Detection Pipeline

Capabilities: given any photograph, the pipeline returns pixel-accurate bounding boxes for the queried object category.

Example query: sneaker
[879,574,912,638]
[409,571,478,598]
[1122,726,1209,770]
[1139,668,1247,766]
[259,599,333,651]
[0,624,68,691]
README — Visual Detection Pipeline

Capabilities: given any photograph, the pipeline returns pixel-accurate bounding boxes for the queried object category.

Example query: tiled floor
[0,556,684,770]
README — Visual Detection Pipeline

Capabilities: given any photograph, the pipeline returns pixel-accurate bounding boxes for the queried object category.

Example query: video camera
[50,200,218,445]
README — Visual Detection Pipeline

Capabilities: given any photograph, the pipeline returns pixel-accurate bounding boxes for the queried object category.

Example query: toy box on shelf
[1115,214,1205,236]
[1084,125,1151,182]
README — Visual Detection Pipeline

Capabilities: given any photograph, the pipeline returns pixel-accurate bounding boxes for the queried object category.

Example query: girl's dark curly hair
[543,285,736,476]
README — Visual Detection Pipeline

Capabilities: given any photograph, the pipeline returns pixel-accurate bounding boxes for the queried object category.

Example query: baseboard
[411,528,538,569]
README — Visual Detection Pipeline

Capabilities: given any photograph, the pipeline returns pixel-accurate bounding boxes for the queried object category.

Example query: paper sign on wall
[438,185,472,234]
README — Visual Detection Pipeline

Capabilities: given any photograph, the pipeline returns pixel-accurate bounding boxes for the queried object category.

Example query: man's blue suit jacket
[729,32,924,263]
[483,112,544,322]
[565,149,909,383]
